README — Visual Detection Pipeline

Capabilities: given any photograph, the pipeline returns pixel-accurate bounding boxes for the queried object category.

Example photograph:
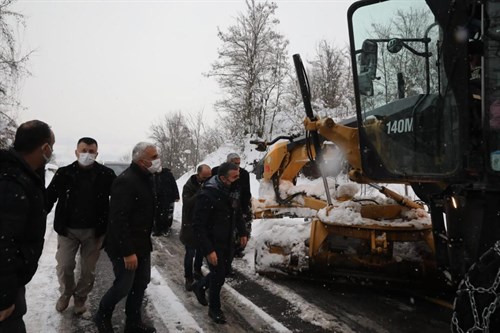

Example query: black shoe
[185,277,194,291]
[192,282,208,306]
[193,269,203,280]
[94,312,114,333]
[208,308,227,324]
[124,321,156,333]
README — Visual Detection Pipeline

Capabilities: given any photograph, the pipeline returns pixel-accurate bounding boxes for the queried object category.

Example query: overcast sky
[13,0,356,164]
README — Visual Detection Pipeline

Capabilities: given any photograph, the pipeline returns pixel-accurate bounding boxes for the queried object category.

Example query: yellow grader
[251,111,437,283]
[254,0,500,330]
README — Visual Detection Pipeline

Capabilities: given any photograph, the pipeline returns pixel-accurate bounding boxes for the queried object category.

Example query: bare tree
[200,125,225,157]
[186,111,204,171]
[149,111,226,177]
[0,111,15,149]
[208,0,290,139]
[0,0,32,148]
[150,112,194,178]
[309,40,354,118]
[369,7,436,105]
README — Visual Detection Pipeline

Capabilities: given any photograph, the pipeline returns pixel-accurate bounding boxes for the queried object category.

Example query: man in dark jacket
[180,164,211,291]
[212,153,253,266]
[153,167,179,236]
[46,137,116,315]
[0,120,55,333]
[191,162,248,324]
[211,153,252,218]
[94,142,160,333]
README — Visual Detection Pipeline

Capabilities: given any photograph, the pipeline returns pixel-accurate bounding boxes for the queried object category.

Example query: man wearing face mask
[191,162,248,324]
[0,120,54,332]
[180,164,212,291]
[46,137,116,315]
[94,142,160,333]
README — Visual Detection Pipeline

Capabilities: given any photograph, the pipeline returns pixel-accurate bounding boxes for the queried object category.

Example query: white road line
[148,266,204,333]
[222,282,292,333]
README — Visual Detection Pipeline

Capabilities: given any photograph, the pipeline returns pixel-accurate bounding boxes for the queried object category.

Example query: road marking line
[233,261,362,333]
[148,266,203,333]
[221,279,292,333]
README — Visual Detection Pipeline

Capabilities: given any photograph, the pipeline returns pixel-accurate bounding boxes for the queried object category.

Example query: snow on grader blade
[253,187,439,285]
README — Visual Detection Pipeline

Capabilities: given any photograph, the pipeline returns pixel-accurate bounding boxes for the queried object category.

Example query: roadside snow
[25,170,61,332]
[25,210,61,332]
[148,267,204,333]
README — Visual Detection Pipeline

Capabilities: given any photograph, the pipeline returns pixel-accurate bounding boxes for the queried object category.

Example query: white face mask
[78,152,96,167]
[147,158,162,174]
[42,144,53,164]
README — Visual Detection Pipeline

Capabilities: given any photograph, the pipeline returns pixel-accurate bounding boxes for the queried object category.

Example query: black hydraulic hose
[293,54,332,205]
[249,135,297,147]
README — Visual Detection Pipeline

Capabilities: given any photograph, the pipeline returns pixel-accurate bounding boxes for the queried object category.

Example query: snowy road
[24,217,452,333]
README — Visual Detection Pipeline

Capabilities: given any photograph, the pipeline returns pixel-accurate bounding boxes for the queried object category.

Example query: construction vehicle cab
[347,0,500,330]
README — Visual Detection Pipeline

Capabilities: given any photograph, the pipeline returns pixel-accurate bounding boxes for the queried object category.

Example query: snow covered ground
[22,142,438,332]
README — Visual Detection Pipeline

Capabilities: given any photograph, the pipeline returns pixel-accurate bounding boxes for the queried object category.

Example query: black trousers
[196,249,230,311]
[0,287,27,333]
[184,246,203,279]
[97,253,151,323]
[154,202,174,234]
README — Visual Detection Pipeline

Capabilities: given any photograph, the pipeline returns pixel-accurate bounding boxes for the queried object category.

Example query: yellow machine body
[253,117,437,282]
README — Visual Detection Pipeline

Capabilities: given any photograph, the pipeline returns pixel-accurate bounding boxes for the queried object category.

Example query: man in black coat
[180,164,211,290]
[0,120,55,332]
[212,153,253,266]
[191,162,248,324]
[153,167,179,236]
[94,142,161,333]
[46,137,116,314]
[211,153,252,218]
